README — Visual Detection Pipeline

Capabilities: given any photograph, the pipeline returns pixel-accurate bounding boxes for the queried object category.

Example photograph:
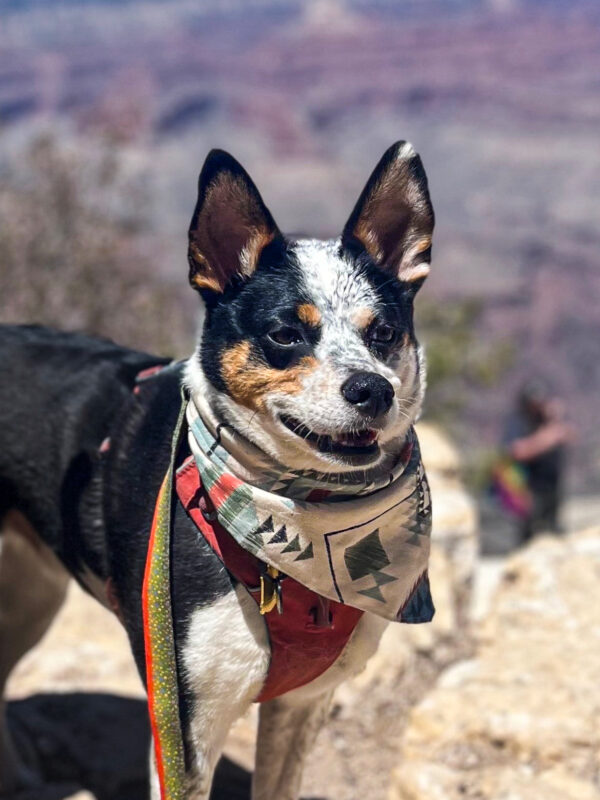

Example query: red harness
[103,365,362,703]
[175,456,363,702]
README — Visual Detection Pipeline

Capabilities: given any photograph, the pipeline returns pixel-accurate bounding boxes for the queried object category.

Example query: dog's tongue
[334,430,378,447]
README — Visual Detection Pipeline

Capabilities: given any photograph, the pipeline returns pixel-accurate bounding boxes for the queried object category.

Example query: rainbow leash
[142,397,188,800]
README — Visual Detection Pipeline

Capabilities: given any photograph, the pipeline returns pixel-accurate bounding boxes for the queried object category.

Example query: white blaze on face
[262,238,423,458]
[296,238,380,373]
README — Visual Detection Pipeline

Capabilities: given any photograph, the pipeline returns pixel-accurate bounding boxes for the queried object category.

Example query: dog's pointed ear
[188,150,281,293]
[341,141,434,286]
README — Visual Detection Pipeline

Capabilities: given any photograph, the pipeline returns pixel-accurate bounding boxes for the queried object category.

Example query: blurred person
[498,379,575,544]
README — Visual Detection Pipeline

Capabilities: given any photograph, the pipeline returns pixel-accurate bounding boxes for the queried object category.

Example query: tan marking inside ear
[220,341,318,412]
[352,166,415,264]
[240,229,275,277]
[189,244,225,293]
[348,148,434,278]
[351,307,375,330]
[297,303,322,328]
[354,220,383,263]
[191,272,225,293]
[398,263,430,283]
[189,171,276,292]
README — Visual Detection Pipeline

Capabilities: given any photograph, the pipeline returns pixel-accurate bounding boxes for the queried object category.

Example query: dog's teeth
[334,430,378,446]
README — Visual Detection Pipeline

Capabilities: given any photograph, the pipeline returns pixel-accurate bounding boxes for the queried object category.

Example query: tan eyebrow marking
[297,303,322,328]
[351,307,375,330]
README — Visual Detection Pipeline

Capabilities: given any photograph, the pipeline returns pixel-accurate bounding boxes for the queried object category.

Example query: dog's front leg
[161,586,270,800]
[252,689,333,800]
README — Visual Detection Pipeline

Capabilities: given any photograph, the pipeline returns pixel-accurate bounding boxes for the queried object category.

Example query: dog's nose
[341,371,395,418]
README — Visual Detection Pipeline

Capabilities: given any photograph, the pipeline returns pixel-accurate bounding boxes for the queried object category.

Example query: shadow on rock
[6,693,327,800]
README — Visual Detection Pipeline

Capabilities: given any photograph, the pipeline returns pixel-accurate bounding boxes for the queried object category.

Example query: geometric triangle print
[356,569,396,603]
[252,515,274,545]
[398,572,435,623]
[271,476,297,492]
[371,570,396,587]
[268,524,288,545]
[281,533,301,553]
[294,541,314,561]
[405,530,422,547]
[344,529,390,581]
[357,583,385,603]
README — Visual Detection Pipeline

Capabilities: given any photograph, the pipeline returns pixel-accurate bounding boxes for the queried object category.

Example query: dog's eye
[268,326,304,347]
[370,323,397,344]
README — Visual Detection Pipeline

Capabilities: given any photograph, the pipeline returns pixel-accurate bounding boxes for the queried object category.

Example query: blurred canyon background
[2,0,599,493]
[1,1,600,798]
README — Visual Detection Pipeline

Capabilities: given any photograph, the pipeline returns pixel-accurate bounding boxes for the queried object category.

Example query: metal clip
[260,565,283,615]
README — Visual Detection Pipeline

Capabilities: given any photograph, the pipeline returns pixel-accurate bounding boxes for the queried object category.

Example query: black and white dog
[0,141,434,800]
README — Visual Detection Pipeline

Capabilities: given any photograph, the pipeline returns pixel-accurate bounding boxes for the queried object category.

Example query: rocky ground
[390,526,600,800]
[5,425,598,800]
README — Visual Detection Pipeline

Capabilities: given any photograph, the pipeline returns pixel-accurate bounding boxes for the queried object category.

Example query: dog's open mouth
[279,414,380,456]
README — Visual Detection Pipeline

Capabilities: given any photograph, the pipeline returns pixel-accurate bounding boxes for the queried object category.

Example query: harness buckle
[260,565,283,615]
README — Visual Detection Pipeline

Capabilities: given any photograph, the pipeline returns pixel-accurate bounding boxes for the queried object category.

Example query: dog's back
[0,324,167,566]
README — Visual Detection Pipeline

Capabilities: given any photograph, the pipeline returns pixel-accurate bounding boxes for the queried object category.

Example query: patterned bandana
[186,396,435,623]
